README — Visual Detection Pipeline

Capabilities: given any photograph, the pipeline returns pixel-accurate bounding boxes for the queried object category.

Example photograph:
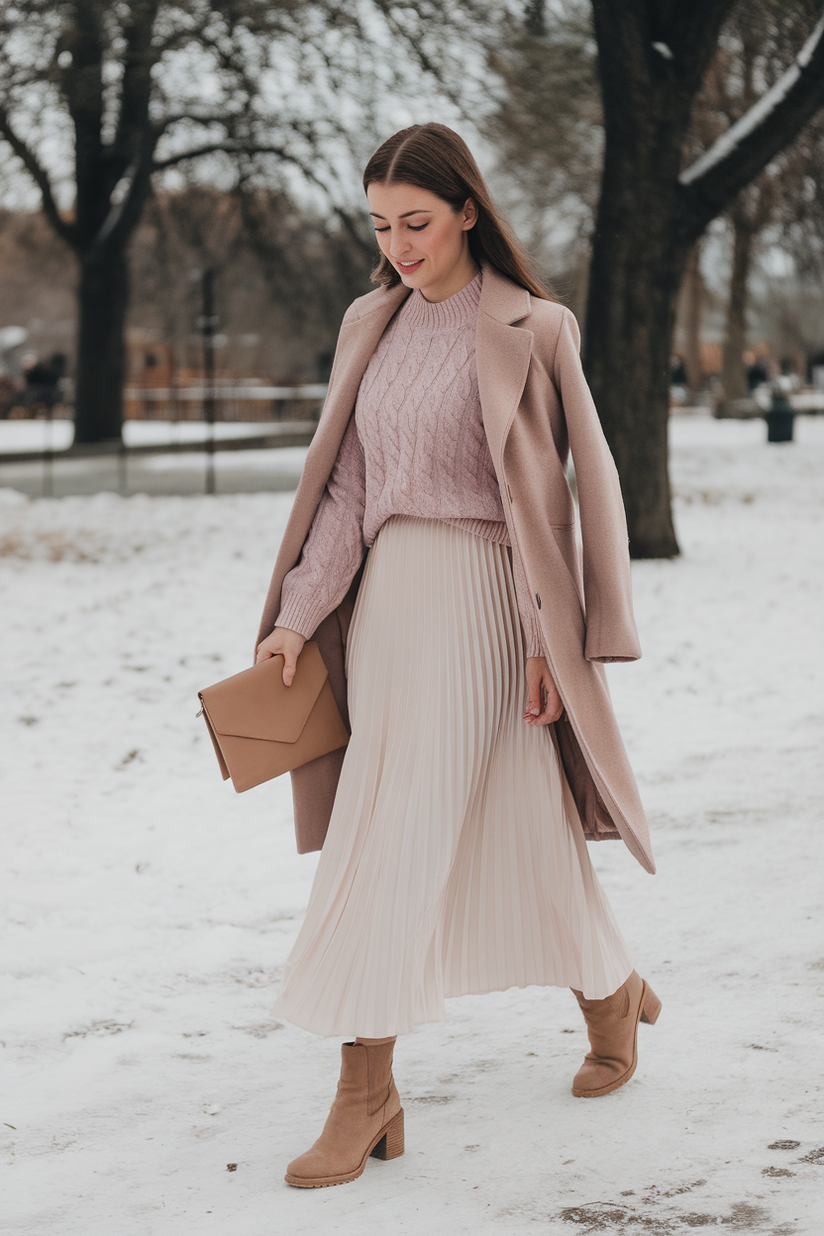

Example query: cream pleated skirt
[272,516,633,1038]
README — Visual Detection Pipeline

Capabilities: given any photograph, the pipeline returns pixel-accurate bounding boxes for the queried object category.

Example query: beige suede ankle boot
[284,1041,404,1187]
[570,970,661,1098]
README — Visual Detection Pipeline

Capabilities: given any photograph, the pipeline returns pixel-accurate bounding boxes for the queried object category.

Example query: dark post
[765,386,796,443]
[201,269,217,495]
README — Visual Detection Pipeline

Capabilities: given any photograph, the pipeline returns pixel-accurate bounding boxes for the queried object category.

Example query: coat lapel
[476,264,534,469]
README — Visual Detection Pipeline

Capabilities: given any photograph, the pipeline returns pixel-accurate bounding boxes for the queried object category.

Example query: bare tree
[0,0,466,444]
[690,2,824,403]
[483,0,599,305]
[129,183,374,380]
[779,111,824,280]
[485,0,824,517]
[586,0,824,557]
[721,187,777,400]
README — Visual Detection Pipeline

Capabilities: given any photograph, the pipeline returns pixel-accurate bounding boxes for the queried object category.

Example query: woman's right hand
[255,626,306,686]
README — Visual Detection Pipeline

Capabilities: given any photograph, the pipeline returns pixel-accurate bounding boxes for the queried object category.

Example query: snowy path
[1,416,823,1235]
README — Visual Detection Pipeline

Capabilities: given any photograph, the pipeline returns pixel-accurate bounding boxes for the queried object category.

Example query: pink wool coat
[256,262,655,875]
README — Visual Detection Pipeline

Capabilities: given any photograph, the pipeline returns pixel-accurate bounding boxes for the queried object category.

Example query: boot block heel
[371,1108,404,1161]
[639,983,661,1025]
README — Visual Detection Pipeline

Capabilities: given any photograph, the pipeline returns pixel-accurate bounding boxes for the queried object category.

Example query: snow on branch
[94,160,140,249]
[680,11,824,185]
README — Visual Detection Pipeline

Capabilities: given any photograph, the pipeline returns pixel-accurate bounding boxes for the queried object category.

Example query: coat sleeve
[274,415,367,639]
[554,308,641,663]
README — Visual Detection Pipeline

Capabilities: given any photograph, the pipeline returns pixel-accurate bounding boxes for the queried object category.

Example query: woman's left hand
[524,657,564,725]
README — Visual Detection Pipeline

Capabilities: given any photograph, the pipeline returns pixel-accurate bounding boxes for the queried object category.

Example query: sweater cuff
[524,633,544,659]
[274,591,330,641]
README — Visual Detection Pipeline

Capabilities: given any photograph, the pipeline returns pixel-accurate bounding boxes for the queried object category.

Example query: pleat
[271,516,633,1038]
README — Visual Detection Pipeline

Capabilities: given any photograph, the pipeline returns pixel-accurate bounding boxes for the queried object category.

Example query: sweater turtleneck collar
[400,270,482,329]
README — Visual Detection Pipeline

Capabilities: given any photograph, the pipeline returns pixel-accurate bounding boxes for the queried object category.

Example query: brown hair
[362,123,554,301]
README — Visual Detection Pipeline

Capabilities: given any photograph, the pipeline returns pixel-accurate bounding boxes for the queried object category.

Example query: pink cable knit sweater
[276,272,543,656]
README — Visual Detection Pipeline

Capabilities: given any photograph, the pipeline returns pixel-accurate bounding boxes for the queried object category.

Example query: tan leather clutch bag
[197,640,350,793]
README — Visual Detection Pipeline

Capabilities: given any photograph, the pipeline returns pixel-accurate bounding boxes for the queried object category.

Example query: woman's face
[366,182,478,303]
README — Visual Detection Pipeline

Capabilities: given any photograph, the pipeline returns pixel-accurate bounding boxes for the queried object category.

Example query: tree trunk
[582,0,722,561]
[721,209,754,403]
[585,1,824,560]
[584,149,688,559]
[681,242,704,397]
[74,246,129,444]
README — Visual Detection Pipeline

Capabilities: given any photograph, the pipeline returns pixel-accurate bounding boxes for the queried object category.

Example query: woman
[255,123,659,1189]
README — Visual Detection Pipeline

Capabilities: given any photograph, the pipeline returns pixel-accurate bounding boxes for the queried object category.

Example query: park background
[1,2,824,1233]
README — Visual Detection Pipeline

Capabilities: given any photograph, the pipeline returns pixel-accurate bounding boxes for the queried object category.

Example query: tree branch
[154,110,241,137]
[152,141,234,170]
[152,137,374,257]
[678,10,824,243]
[328,203,373,258]
[0,109,76,247]
[115,0,161,155]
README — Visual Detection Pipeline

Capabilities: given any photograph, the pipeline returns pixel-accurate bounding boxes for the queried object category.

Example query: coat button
[535,593,542,609]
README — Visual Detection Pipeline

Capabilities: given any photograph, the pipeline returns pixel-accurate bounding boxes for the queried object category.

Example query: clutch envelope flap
[199,641,328,744]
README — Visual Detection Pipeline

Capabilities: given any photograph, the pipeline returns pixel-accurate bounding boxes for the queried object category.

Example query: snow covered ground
[1,415,823,1235]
